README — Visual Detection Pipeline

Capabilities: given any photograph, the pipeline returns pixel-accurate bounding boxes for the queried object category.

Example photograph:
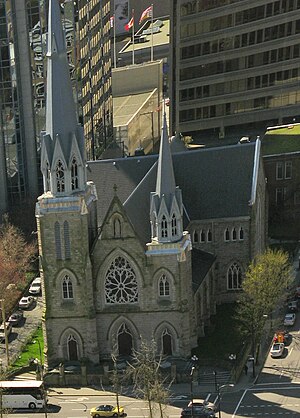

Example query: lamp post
[190,355,198,418]
[33,339,43,379]
[216,384,234,418]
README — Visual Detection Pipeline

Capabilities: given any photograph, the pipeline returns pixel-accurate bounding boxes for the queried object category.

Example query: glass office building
[170,0,300,140]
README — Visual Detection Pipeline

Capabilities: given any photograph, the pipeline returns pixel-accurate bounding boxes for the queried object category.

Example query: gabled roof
[87,141,259,246]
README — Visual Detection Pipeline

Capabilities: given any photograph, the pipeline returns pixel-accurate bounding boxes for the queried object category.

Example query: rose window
[105,256,138,304]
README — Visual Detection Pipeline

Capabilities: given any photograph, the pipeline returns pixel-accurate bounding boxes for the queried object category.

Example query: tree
[236,248,293,358]
[125,338,171,418]
[0,216,37,313]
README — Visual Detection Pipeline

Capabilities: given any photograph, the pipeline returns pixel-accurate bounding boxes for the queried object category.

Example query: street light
[33,339,43,380]
[190,355,198,418]
[216,383,234,418]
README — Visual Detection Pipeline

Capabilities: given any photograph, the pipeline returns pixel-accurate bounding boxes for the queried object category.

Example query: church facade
[36,0,267,367]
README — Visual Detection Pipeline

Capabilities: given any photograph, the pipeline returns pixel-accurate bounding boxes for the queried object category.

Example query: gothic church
[36,0,267,366]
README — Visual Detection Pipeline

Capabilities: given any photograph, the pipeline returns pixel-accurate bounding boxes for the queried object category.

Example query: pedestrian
[244,364,248,375]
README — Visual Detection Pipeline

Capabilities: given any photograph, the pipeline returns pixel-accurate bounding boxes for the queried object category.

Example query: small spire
[113,184,118,194]
[155,113,176,197]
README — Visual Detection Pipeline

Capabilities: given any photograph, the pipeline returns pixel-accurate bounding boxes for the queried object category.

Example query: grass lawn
[11,326,44,370]
[194,303,243,363]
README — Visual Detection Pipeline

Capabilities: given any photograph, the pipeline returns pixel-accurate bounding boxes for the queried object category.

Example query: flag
[124,17,134,31]
[110,16,114,28]
[139,5,152,24]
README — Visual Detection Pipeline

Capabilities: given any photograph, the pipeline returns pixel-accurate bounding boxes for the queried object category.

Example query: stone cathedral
[36,0,267,367]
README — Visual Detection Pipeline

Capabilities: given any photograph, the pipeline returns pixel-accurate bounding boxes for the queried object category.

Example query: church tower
[36,0,98,366]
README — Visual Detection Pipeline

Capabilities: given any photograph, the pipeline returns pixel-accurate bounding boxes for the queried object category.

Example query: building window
[227,263,242,290]
[207,229,212,242]
[56,160,65,192]
[200,229,205,242]
[285,161,292,179]
[193,230,199,243]
[64,221,71,259]
[294,191,300,205]
[161,216,168,238]
[159,274,170,297]
[239,227,244,240]
[46,161,50,191]
[224,228,230,241]
[105,256,138,304]
[62,275,74,299]
[171,214,177,236]
[71,156,79,190]
[232,228,237,241]
[276,162,283,180]
[114,218,122,238]
[55,222,62,259]
[276,188,286,204]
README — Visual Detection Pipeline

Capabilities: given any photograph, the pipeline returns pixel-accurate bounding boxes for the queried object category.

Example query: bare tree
[125,338,171,418]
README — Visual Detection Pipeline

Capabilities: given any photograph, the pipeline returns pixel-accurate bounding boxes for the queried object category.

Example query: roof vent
[239,136,250,144]
[135,146,145,156]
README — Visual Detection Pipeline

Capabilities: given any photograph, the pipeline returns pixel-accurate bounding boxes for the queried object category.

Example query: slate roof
[87,141,258,246]
[191,249,216,292]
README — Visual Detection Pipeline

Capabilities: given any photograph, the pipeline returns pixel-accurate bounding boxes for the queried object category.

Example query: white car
[270,342,285,358]
[188,399,217,412]
[0,322,12,342]
[284,313,296,326]
[29,278,41,295]
[18,296,34,309]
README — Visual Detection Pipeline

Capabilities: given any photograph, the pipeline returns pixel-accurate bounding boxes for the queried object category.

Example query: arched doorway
[162,329,172,356]
[67,335,79,361]
[118,323,132,356]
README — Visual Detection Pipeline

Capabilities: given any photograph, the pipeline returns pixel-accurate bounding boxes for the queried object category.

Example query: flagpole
[113,13,116,69]
[151,4,153,62]
[132,9,135,65]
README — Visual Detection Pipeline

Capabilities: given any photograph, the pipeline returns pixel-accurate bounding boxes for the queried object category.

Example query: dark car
[287,300,299,313]
[180,406,216,418]
[8,310,24,326]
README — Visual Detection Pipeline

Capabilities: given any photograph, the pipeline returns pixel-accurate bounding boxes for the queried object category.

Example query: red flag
[139,6,153,24]
[124,17,134,31]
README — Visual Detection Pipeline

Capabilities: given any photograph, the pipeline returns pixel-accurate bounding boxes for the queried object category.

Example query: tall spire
[155,113,176,198]
[45,0,77,140]
[149,113,183,243]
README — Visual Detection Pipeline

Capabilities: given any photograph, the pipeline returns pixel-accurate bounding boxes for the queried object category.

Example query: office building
[170,0,300,141]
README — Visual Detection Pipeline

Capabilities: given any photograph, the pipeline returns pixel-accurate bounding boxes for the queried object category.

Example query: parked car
[188,399,217,412]
[90,405,127,418]
[18,296,34,309]
[287,300,299,313]
[270,342,285,358]
[0,322,12,342]
[180,406,215,418]
[8,310,24,326]
[29,278,41,295]
[284,313,296,326]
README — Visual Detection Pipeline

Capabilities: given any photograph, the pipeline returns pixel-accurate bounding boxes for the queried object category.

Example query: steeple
[40,0,86,197]
[150,114,183,243]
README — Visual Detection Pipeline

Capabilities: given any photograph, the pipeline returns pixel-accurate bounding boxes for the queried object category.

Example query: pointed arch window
[224,228,230,241]
[162,328,172,356]
[71,156,79,190]
[56,160,65,192]
[161,215,168,238]
[62,275,74,299]
[200,229,205,243]
[193,230,199,243]
[105,256,138,304]
[232,228,237,241]
[55,222,62,259]
[207,229,212,242]
[171,214,177,236]
[67,334,78,360]
[64,221,71,259]
[46,161,51,191]
[159,274,170,297]
[239,227,244,240]
[227,263,242,290]
[114,218,122,238]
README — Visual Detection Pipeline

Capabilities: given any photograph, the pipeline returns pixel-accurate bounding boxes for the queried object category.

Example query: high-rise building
[78,0,113,160]
[0,1,40,215]
[170,0,300,141]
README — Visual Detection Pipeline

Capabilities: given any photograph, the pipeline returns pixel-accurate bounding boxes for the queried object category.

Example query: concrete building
[170,0,300,141]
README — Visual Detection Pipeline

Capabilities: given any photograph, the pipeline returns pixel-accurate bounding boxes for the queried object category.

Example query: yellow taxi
[90,404,126,418]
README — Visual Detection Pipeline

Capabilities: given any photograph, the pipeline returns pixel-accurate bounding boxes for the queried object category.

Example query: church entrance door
[68,335,79,361]
[118,324,132,356]
[163,332,172,356]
